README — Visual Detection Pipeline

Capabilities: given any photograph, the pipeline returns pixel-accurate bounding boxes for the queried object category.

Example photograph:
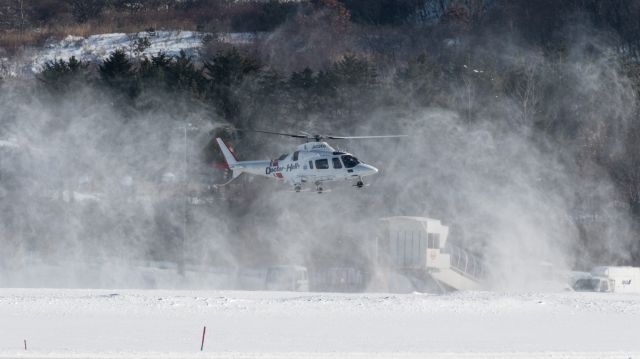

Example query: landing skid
[315,182,326,194]
[287,181,368,193]
[286,188,332,193]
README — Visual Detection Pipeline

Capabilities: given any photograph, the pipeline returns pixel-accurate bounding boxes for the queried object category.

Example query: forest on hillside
[3,1,640,286]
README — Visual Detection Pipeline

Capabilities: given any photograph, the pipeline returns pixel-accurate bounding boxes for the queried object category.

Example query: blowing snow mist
[1,3,639,291]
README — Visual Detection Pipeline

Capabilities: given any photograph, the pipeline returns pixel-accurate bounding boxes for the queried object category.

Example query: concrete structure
[378,216,484,292]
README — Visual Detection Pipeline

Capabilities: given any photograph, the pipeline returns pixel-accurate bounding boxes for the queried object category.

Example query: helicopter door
[315,158,334,181]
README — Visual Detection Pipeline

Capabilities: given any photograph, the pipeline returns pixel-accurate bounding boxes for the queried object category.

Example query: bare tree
[505,56,544,126]
[18,0,24,33]
[68,0,104,23]
[518,58,542,125]
[0,0,26,30]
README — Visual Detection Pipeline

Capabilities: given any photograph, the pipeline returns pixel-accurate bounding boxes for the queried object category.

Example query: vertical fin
[216,138,238,166]
[216,138,242,184]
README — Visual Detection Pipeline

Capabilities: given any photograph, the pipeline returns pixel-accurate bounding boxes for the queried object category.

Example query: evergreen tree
[165,50,204,94]
[288,68,319,114]
[203,48,260,87]
[203,48,261,120]
[139,52,171,82]
[99,49,139,100]
[395,53,450,108]
[241,68,288,127]
[287,67,340,117]
[290,68,316,90]
[39,56,87,90]
[100,49,133,79]
[332,54,377,87]
[329,54,378,119]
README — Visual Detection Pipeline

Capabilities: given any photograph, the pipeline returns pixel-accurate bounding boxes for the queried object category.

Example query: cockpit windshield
[341,155,360,168]
[278,154,288,160]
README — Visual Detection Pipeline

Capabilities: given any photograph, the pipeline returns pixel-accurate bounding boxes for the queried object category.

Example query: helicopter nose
[358,164,378,176]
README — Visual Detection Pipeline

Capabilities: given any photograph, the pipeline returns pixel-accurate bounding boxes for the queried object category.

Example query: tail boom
[215,138,270,184]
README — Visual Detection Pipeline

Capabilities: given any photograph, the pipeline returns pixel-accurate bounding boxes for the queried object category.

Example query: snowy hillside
[1,289,639,358]
[3,31,257,77]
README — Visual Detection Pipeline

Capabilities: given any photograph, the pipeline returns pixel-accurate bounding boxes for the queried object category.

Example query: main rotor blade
[238,129,309,139]
[234,128,407,141]
[326,135,408,139]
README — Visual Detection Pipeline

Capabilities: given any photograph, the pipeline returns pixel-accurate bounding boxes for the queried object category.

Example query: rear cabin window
[293,151,299,161]
[332,158,343,169]
[315,159,329,169]
[309,160,314,169]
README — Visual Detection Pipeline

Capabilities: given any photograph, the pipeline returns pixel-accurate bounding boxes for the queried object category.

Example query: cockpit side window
[315,159,329,169]
[278,153,288,161]
[293,151,299,161]
[341,155,359,168]
[332,157,342,169]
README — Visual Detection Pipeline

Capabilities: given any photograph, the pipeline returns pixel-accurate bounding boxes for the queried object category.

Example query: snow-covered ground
[31,31,257,72]
[1,288,639,358]
[1,31,257,77]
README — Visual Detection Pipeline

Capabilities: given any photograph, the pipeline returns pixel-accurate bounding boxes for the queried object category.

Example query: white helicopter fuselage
[216,139,378,191]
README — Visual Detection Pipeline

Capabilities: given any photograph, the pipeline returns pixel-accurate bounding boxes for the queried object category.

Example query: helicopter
[216,130,406,193]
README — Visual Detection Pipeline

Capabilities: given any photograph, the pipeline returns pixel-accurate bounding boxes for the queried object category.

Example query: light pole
[179,121,198,276]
